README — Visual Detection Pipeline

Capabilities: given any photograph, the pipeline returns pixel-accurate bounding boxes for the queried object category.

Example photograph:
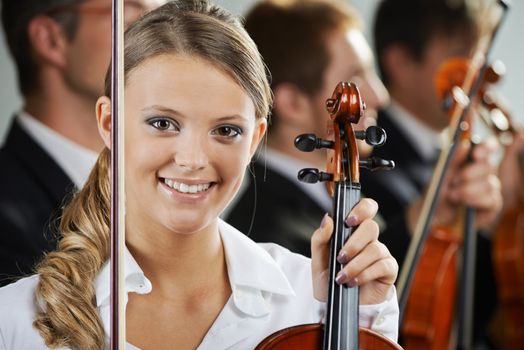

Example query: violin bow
[110,0,126,349]
[397,0,510,323]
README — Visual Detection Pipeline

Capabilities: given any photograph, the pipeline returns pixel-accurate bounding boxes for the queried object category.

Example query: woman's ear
[96,96,112,149]
[249,117,268,159]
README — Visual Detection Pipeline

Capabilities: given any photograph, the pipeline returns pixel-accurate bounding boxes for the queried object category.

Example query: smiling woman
[0,1,399,349]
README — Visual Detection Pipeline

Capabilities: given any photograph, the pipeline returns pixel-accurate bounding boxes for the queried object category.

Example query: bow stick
[110,0,126,349]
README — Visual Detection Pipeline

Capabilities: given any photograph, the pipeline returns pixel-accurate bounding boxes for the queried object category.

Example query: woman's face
[100,54,266,235]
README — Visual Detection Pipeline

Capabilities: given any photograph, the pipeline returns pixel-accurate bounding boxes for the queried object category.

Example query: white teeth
[163,179,211,194]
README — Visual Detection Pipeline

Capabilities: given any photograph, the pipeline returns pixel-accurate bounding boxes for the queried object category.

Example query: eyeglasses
[46,0,149,27]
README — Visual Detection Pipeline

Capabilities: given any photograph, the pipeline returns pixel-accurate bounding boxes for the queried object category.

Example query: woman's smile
[158,177,216,203]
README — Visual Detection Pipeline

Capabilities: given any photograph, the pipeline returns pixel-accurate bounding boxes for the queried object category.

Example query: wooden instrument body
[492,206,524,348]
[401,228,461,349]
[256,324,402,350]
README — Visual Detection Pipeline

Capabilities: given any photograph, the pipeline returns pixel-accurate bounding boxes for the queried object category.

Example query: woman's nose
[174,137,209,171]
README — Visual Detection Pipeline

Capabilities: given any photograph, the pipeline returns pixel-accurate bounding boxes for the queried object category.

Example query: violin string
[338,120,348,349]
[329,122,343,349]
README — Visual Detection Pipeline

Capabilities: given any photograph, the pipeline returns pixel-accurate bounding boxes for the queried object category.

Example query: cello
[256,81,400,349]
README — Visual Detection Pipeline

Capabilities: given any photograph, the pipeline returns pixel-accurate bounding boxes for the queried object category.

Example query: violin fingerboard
[324,182,361,350]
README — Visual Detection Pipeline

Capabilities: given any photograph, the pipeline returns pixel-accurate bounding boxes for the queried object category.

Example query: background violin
[256,82,398,349]
[396,2,510,349]
[399,56,483,350]
[435,53,524,350]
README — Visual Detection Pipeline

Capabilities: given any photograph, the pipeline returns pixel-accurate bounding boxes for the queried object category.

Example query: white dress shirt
[17,111,98,188]
[0,219,399,350]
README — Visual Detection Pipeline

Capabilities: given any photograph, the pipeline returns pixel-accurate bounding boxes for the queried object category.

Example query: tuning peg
[355,126,387,147]
[359,157,395,171]
[295,134,335,152]
[297,168,334,183]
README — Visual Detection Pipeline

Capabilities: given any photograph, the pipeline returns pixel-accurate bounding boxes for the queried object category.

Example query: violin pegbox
[295,82,394,195]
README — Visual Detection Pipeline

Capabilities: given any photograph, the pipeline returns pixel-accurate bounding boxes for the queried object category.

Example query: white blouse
[0,220,399,349]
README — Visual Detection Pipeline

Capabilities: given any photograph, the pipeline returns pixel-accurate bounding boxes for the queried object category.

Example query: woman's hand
[311,198,398,305]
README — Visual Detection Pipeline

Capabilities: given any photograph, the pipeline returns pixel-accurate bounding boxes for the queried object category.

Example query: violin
[256,82,399,350]
[399,56,483,350]
[435,54,524,349]
[491,199,524,349]
[490,106,524,349]
[396,2,510,349]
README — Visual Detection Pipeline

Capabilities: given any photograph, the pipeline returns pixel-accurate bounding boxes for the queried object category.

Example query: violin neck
[324,182,361,350]
[456,207,477,350]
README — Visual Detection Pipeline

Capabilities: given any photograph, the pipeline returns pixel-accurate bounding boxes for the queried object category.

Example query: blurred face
[400,31,476,131]
[311,28,389,156]
[62,0,166,100]
[122,54,266,236]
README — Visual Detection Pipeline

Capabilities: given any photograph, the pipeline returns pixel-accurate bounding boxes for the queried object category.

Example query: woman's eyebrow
[215,114,248,122]
[141,105,180,115]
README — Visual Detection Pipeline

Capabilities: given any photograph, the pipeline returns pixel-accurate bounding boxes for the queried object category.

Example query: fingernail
[345,215,358,227]
[348,277,358,288]
[337,251,349,264]
[320,213,329,229]
[335,271,347,285]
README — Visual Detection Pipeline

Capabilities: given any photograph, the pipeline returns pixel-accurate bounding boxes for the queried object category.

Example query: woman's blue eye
[148,118,178,131]
[213,125,242,138]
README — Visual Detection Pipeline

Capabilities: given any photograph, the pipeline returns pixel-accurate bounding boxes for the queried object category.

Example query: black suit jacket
[361,108,497,348]
[0,119,74,286]
[224,160,325,258]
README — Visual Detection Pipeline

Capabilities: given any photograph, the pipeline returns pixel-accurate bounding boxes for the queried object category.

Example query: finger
[345,197,378,227]
[336,218,379,263]
[336,240,390,284]
[356,257,398,286]
[337,256,398,288]
[450,174,501,209]
[311,214,334,277]
[452,161,496,186]
[471,137,499,163]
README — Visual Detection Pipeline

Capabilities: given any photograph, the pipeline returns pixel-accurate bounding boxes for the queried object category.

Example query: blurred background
[1,0,523,143]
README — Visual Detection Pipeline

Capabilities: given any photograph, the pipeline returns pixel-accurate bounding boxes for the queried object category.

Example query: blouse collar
[94,219,296,317]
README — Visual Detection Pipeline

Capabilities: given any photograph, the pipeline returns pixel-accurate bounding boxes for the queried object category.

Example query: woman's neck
[125,219,228,296]
[125,220,232,350]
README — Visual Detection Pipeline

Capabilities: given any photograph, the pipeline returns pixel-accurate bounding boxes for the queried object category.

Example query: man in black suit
[363,0,503,347]
[0,0,164,286]
[224,0,390,257]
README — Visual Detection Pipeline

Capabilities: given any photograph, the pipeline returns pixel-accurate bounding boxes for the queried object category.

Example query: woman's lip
[158,177,214,185]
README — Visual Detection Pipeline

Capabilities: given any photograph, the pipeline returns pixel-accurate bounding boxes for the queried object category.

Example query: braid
[33,149,111,349]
